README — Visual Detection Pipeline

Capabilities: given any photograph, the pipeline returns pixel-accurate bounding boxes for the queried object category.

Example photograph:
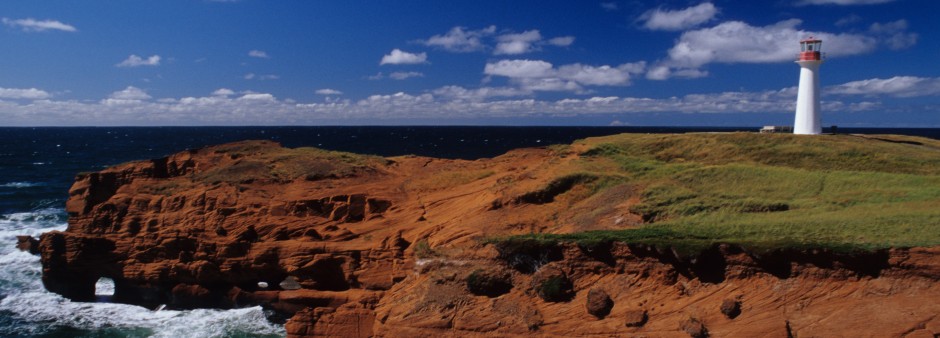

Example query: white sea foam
[0,208,66,255]
[0,209,286,337]
[0,291,284,337]
[0,182,42,188]
[0,208,63,225]
[0,211,66,254]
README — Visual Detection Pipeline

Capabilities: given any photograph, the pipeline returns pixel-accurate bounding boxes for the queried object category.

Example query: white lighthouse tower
[793,37,823,135]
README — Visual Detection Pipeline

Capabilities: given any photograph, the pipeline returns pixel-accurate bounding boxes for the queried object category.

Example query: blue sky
[1,0,939,126]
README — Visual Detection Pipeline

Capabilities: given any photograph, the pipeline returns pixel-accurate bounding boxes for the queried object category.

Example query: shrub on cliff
[490,238,563,273]
[465,269,513,297]
[537,275,573,302]
[413,239,435,259]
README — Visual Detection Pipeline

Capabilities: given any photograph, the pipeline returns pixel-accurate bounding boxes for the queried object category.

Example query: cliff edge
[38,133,940,337]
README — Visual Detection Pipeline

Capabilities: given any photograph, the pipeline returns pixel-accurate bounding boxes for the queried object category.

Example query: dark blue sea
[1,126,939,337]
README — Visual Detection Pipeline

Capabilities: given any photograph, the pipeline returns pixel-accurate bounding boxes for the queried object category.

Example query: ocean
[2,126,939,337]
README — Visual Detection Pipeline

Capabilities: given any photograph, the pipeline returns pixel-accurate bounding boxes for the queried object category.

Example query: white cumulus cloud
[238,93,276,101]
[484,59,646,92]
[380,49,427,65]
[484,60,555,78]
[548,36,575,47]
[432,85,530,101]
[639,2,718,31]
[650,19,879,79]
[212,88,235,96]
[495,30,543,55]
[0,87,51,100]
[421,26,496,52]
[2,17,76,32]
[109,86,151,100]
[558,63,646,86]
[248,50,269,58]
[422,26,574,55]
[116,55,161,67]
[389,71,424,80]
[646,65,708,80]
[493,30,576,55]
[315,89,343,95]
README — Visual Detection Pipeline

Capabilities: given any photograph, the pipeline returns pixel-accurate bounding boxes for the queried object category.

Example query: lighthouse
[793,37,823,135]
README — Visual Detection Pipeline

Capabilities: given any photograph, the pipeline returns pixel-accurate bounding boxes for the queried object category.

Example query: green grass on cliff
[504,132,940,252]
[140,141,388,194]
[195,142,387,184]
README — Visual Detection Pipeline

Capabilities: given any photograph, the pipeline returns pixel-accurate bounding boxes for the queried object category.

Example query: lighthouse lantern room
[793,37,824,135]
[799,38,823,61]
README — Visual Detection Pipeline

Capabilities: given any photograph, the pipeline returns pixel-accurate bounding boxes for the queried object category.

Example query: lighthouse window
[807,44,813,51]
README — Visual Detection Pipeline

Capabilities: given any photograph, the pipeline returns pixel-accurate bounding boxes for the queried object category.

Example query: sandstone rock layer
[38,140,940,337]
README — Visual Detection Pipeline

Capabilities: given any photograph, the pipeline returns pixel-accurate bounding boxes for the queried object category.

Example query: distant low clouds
[600,2,619,11]
[431,85,529,101]
[102,86,151,105]
[239,93,276,101]
[2,17,76,32]
[380,49,427,65]
[248,50,270,58]
[827,76,940,97]
[420,26,575,55]
[0,87,51,99]
[315,88,343,95]
[639,2,718,31]
[10,73,940,125]
[116,54,161,67]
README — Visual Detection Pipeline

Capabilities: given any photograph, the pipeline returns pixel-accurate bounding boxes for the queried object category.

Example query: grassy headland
[502,132,940,252]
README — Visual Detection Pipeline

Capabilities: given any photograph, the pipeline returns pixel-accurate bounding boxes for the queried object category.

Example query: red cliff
[39,139,940,337]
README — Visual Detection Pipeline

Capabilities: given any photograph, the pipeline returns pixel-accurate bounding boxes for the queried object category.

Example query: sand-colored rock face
[38,140,940,337]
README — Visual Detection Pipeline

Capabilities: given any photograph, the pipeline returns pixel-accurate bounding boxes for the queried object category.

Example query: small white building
[760,126,793,134]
